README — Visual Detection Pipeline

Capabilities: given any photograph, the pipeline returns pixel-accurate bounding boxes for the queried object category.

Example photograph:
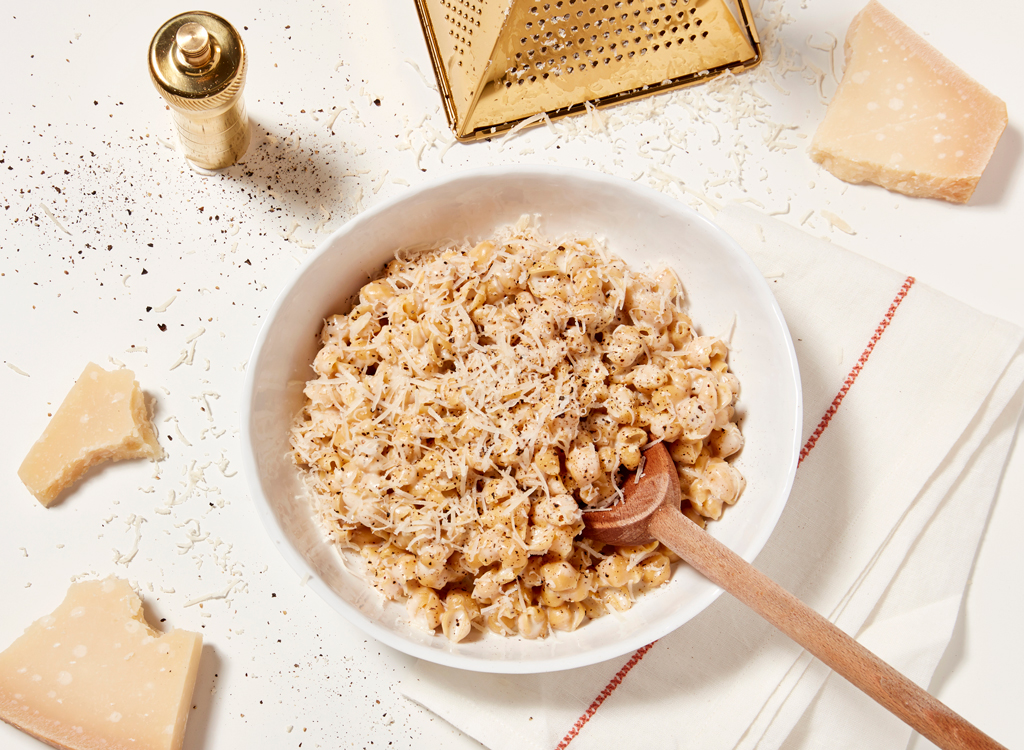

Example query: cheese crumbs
[289,220,745,642]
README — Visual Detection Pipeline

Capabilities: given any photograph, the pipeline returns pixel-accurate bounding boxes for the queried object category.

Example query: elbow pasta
[290,220,745,643]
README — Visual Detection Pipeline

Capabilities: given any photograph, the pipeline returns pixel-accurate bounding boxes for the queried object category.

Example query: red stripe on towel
[554,642,656,750]
[555,276,916,749]
[798,276,916,465]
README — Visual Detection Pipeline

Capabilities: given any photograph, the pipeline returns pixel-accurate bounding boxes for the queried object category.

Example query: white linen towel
[400,203,1024,750]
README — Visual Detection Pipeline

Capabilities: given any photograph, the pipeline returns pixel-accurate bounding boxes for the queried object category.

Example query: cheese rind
[0,578,202,750]
[809,0,1007,203]
[18,363,162,506]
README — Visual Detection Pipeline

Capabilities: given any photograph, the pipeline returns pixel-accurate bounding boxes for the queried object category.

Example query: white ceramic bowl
[241,166,802,674]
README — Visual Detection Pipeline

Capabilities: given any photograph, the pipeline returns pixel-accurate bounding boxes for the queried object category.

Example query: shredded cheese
[290,222,746,641]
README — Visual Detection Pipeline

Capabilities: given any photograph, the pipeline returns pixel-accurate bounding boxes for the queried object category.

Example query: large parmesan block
[0,578,202,750]
[809,0,1007,203]
[18,363,162,506]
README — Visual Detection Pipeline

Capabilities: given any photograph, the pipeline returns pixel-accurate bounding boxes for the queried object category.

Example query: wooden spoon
[583,442,1005,750]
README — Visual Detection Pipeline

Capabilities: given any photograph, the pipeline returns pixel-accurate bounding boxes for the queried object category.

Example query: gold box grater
[414,0,761,141]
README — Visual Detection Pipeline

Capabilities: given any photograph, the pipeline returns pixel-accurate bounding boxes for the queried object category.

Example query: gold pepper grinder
[148,11,250,170]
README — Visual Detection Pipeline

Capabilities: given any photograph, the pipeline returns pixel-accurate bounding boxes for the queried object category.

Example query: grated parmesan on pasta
[289,220,745,642]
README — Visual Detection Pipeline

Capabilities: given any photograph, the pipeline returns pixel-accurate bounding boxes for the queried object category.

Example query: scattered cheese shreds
[152,295,176,313]
[820,209,856,235]
[38,203,72,235]
[184,578,240,607]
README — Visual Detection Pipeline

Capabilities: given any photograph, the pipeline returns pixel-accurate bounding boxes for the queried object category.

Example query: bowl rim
[240,164,803,673]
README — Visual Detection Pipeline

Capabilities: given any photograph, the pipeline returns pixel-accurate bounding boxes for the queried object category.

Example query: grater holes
[441,0,483,53]
[505,0,724,84]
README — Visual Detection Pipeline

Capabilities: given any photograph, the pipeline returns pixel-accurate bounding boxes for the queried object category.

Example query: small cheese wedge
[18,363,162,506]
[809,1,1007,203]
[0,578,202,750]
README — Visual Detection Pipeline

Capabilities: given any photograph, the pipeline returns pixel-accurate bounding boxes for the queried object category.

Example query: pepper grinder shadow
[148,11,250,170]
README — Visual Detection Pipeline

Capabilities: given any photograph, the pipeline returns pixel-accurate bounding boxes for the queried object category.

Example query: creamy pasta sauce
[290,220,744,642]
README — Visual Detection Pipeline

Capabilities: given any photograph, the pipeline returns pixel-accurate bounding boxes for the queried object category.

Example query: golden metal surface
[176,22,213,68]
[148,11,250,169]
[414,0,761,141]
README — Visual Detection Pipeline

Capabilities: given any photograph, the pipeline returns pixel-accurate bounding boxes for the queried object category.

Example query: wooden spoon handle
[648,504,1006,750]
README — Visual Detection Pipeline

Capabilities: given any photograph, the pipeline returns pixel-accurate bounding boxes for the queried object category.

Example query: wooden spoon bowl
[583,443,1005,750]
[584,440,682,546]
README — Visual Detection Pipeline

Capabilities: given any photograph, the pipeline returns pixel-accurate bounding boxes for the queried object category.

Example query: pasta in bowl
[242,166,801,673]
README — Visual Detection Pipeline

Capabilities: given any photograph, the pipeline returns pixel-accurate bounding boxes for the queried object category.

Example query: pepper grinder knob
[175,23,212,68]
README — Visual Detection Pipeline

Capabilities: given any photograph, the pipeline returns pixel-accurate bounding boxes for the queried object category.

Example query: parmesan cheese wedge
[809,1,1007,203]
[18,363,162,506]
[0,578,202,750]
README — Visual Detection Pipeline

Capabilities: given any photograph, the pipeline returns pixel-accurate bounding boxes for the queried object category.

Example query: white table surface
[1,1,1020,748]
